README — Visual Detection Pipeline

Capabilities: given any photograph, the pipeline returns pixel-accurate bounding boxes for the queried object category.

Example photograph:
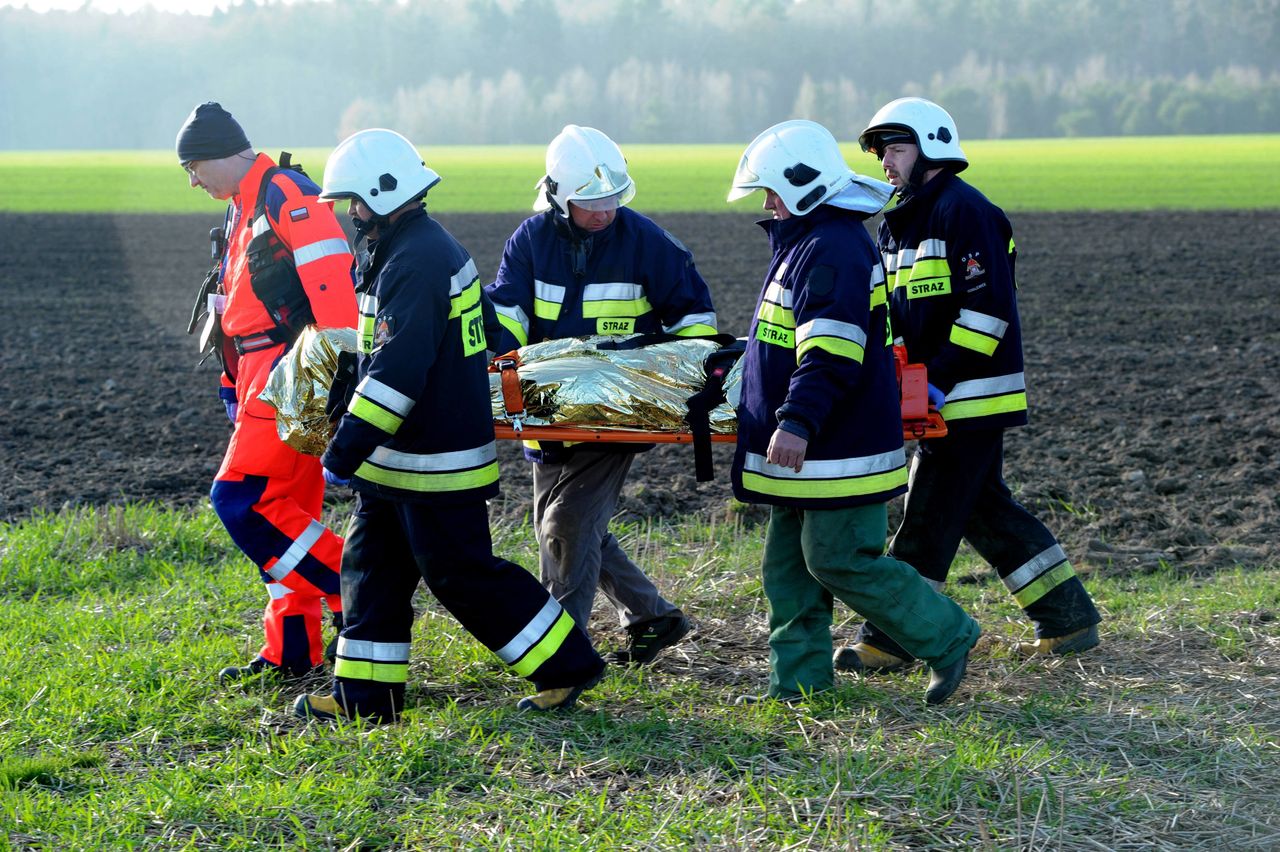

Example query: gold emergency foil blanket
[259,326,359,456]
[491,335,735,432]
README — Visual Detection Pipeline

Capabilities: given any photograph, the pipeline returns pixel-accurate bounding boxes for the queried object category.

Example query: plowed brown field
[2,210,1277,572]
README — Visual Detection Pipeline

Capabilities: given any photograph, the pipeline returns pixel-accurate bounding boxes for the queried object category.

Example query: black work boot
[218,657,276,684]
[924,651,969,706]
[218,656,318,684]
[606,612,691,665]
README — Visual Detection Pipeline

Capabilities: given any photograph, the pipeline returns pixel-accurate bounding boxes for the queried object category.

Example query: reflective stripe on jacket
[732,205,908,510]
[880,173,1029,432]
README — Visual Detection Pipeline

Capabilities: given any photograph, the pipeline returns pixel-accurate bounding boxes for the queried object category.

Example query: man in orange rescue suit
[840,97,1102,675]
[292,129,605,722]
[484,125,715,666]
[176,102,355,682]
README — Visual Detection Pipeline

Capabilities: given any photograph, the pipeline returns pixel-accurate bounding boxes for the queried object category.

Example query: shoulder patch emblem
[289,207,310,222]
[374,315,394,347]
[963,253,984,279]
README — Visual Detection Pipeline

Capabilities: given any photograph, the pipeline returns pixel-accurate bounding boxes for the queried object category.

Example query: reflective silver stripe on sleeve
[337,637,412,662]
[582,282,646,302]
[533,279,566,305]
[294,237,350,267]
[450,259,480,296]
[1002,544,1069,592]
[764,281,793,307]
[366,441,498,473]
[917,238,947,258]
[946,372,1026,402]
[956,309,1009,338]
[494,302,530,335]
[355,376,414,416]
[266,583,293,600]
[266,519,326,581]
[664,311,718,334]
[359,293,378,315]
[495,597,563,664]
[796,318,867,348]
[870,263,886,289]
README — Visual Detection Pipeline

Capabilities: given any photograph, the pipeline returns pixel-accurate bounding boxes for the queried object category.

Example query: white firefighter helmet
[533,125,636,217]
[319,128,441,217]
[859,97,968,171]
[728,119,873,216]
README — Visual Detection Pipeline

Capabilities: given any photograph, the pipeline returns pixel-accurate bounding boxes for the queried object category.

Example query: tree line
[1,0,1276,150]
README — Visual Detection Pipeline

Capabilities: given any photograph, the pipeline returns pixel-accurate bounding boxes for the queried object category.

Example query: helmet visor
[726,157,765,202]
[571,163,632,202]
[570,185,634,211]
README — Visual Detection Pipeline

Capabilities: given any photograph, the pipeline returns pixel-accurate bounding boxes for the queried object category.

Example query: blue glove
[323,467,351,487]
[224,400,238,423]
[927,383,946,410]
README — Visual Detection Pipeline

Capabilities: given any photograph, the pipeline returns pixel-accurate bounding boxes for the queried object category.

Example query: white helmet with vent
[859,97,968,171]
[533,125,636,217]
[319,128,441,216]
[728,119,891,216]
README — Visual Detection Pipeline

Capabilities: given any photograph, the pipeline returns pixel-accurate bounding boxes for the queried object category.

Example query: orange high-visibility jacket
[220,153,356,340]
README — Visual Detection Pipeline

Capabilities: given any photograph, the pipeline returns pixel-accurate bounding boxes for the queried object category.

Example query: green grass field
[1,505,1276,849]
[1,135,1276,214]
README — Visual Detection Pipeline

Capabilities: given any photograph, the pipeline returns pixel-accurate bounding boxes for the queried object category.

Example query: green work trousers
[762,503,980,699]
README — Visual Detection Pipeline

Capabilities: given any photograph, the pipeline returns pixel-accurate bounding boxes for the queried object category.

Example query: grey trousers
[532,449,678,630]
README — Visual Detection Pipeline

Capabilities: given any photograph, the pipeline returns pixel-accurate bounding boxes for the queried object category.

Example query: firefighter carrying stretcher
[293,128,605,722]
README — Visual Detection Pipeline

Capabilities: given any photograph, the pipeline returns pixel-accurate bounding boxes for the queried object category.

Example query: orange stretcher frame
[490,347,946,444]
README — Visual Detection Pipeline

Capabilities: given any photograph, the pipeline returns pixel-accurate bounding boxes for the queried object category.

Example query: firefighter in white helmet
[837,97,1102,676]
[293,128,605,721]
[485,125,718,664]
[726,119,979,705]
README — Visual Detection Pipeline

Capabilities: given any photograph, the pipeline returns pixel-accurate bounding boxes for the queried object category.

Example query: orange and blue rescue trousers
[211,346,343,675]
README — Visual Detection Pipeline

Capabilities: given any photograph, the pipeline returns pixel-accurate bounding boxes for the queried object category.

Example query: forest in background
[1,0,1277,149]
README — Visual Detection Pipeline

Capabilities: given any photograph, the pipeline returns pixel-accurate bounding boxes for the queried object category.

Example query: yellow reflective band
[871,282,888,309]
[461,303,486,357]
[510,609,575,677]
[797,336,865,363]
[497,313,529,347]
[755,321,794,348]
[534,298,562,321]
[581,297,652,318]
[334,658,409,683]
[1012,560,1077,608]
[673,323,718,338]
[351,396,403,434]
[942,392,1028,421]
[950,325,999,356]
[448,279,482,319]
[597,317,636,335]
[741,466,907,499]
[358,314,376,354]
[355,460,500,493]
[757,301,795,328]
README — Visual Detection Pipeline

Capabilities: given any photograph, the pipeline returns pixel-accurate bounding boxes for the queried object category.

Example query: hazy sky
[0,0,290,12]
